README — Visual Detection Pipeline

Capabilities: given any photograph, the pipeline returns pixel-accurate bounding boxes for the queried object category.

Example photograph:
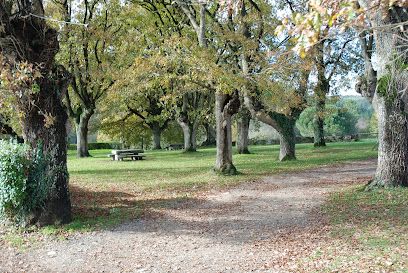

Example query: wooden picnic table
[108,149,145,161]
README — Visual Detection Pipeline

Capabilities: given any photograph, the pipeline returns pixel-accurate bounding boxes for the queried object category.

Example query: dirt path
[1,159,376,273]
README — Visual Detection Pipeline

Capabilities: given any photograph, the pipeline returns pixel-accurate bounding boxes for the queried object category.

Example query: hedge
[68,142,122,150]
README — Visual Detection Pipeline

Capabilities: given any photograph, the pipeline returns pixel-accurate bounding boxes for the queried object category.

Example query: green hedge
[68,142,121,150]
[0,140,49,225]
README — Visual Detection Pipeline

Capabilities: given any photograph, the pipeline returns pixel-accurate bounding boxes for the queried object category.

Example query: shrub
[67,144,77,150]
[0,140,49,225]
[88,142,121,150]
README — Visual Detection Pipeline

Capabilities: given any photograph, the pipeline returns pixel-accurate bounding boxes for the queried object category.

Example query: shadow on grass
[68,183,310,244]
[68,184,203,231]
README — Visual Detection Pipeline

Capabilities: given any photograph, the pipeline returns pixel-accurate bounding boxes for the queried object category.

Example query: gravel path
[0,159,376,273]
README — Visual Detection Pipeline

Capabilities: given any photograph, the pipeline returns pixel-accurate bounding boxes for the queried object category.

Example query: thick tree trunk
[236,107,251,154]
[273,114,297,161]
[368,96,408,189]
[20,74,72,225]
[278,120,296,161]
[151,121,162,150]
[214,93,240,174]
[0,2,72,225]
[75,109,93,157]
[357,2,408,188]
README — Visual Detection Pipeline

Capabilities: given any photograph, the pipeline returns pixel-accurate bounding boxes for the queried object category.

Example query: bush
[0,140,49,225]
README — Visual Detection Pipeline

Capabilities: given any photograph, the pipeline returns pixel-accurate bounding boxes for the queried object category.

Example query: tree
[126,88,170,150]
[244,69,310,161]
[336,96,374,121]
[202,123,216,146]
[100,112,152,148]
[174,91,213,152]
[0,1,71,225]
[240,0,311,161]
[297,103,358,137]
[311,33,360,147]
[173,0,241,173]
[280,0,408,188]
[116,0,202,151]
[57,0,121,157]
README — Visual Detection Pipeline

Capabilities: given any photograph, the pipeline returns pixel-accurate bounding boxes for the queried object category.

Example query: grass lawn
[66,140,378,230]
[0,140,379,252]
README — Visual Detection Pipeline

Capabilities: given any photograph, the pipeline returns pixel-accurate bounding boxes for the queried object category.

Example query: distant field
[66,140,378,229]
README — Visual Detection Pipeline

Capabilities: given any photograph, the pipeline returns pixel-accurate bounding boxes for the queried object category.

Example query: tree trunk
[313,98,326,147]
[151,121,162,150]
[236,106,251,154]
[0,2,72,225]
[368,96,408,189]
[20,72,72,226]
[202,124,216,146]
[313,43,328,147]
[178,119,199,152]
[278,119,297,161]
[75,109,94,157]
[244,93,298,161]
[214,92,240,174]
[356,2,408,188]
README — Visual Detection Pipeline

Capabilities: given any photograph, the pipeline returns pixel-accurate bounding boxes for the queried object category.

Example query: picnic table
[165,143,184,150]
[108,149,145,161]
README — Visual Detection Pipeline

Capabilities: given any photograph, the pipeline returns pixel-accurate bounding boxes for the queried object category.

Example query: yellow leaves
[43,113,56,128]
[278,0,366,58]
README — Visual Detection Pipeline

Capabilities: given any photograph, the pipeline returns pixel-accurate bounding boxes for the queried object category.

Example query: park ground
[1,141,408,272]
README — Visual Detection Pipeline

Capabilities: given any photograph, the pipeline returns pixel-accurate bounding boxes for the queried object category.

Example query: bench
[165,143,184,150]
[108,149,145,161]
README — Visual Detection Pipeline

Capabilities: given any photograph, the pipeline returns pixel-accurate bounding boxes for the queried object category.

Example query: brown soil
[0,159,376,272]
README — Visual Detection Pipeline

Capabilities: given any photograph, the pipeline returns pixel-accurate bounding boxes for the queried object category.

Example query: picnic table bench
[108,149,145,161]
[165,143,184,150]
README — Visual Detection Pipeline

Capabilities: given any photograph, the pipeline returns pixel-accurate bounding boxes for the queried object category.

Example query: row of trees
[1,0,407,225]
[57,0,359,160]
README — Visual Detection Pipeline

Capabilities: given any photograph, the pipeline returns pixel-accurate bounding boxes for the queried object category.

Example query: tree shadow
[68,184,202,225]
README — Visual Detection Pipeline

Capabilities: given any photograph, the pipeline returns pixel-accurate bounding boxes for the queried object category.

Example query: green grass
[65,141,377,229]
[0,140,378,249]
[68,141,377,192]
